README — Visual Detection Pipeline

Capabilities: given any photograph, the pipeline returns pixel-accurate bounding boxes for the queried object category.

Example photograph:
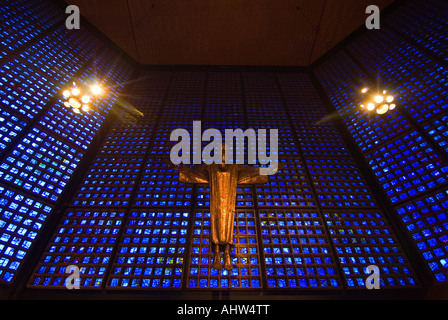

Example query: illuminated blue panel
[366,131,448,205]
[0,186,53,283]
[0,126,83,202]
[383,0,448,62]
[0,25,101,153]
[297,124,350,158]
[260,209,341,289]
[0,43,134,205]
[307,158,377,208]
[255,159,315,208]
[72,156,142,207]
[395,188,448,282]
[188,210,262,289]
[346,27,448,124]
[107,209,189,289]
[324,209,417,288]
[99,123,154,156]
[28,208,125,289]
[0,0,62,59]
[314,0,448,285]
[134,157,193,207]
[313,50,412,153]
[196,186,254,208]
[423,115,448,154]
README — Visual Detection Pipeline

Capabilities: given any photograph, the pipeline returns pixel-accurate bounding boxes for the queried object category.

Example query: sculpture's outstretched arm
[237,165,268,184]
[178,164,209,184]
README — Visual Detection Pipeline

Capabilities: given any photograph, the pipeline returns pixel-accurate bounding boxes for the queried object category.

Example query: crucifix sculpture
[173,148,269,270]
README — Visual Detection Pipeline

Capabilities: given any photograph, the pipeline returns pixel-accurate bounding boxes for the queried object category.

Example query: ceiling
[66,0,395,67]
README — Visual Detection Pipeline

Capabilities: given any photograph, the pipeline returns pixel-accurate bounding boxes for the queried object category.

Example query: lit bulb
[91,84,102,95]
[69,97,81,109]
[72,108,80,114]
[81,104,90,112]
[63,102,71,108]
[386,95,394,103]
[361,88,369,94]
[389,103,396,110]
[374,95,384,103]
[71,88,80,96]
[383,90,387,94]
[81,95,91,104]
[367,103,375,111]
[63,90,71,98]
[360,104,365,108]
[376,104,389,115]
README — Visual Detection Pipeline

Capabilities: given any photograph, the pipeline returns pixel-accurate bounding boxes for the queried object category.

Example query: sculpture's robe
[179,164,267,245]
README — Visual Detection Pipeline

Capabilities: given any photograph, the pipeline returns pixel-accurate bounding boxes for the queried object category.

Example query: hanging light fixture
[61,82,103,114]
[359,86,396,115]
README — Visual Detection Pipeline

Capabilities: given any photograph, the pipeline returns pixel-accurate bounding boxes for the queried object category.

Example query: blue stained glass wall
[313,0,448,284]
[0,0,134,285]
[11,0,444,294]
[27,69,418,292]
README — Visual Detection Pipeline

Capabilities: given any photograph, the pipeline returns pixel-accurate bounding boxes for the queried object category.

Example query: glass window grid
[346,27,448,124]
[27,208,126,289]
[0,53,133,205]
[196,185,254,208]
[307,158,377,208]
[0,0,63,60]
[0,108,28,152]
[0,126,82,202]
[246,120,301,158]
[313,52,414,154]
[395,188,448,283]
[134,158,194,207]
[148,120,201,157]
[1,58,57,120]
[99,123,154,156]
[187,209,262,290]
[383,0,448,62]
[21,63,426,294]
[366,131,448,205]
[0,185,53,284]
[169,72,206,91]
[0,28,103,156]
[424,115,448,154]
[324,209,418,289]
[313,6,448,285]
[260,209,342,290]
[107,209,190,289]
[296,124,351,158]
[71,157,143,207]
[17,25,99,85]
[160,105,202,120]
[255,159,315,208]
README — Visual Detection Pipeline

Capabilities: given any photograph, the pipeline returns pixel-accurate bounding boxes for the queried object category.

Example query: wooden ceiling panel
[309,0,394,64]
[70,0,139,61]
[73,0,396,66]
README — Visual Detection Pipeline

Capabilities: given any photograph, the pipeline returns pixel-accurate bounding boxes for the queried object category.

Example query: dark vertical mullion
[274,72,348,292]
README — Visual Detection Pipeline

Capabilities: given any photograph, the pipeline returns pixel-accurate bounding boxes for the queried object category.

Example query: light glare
[91,84,102,95]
